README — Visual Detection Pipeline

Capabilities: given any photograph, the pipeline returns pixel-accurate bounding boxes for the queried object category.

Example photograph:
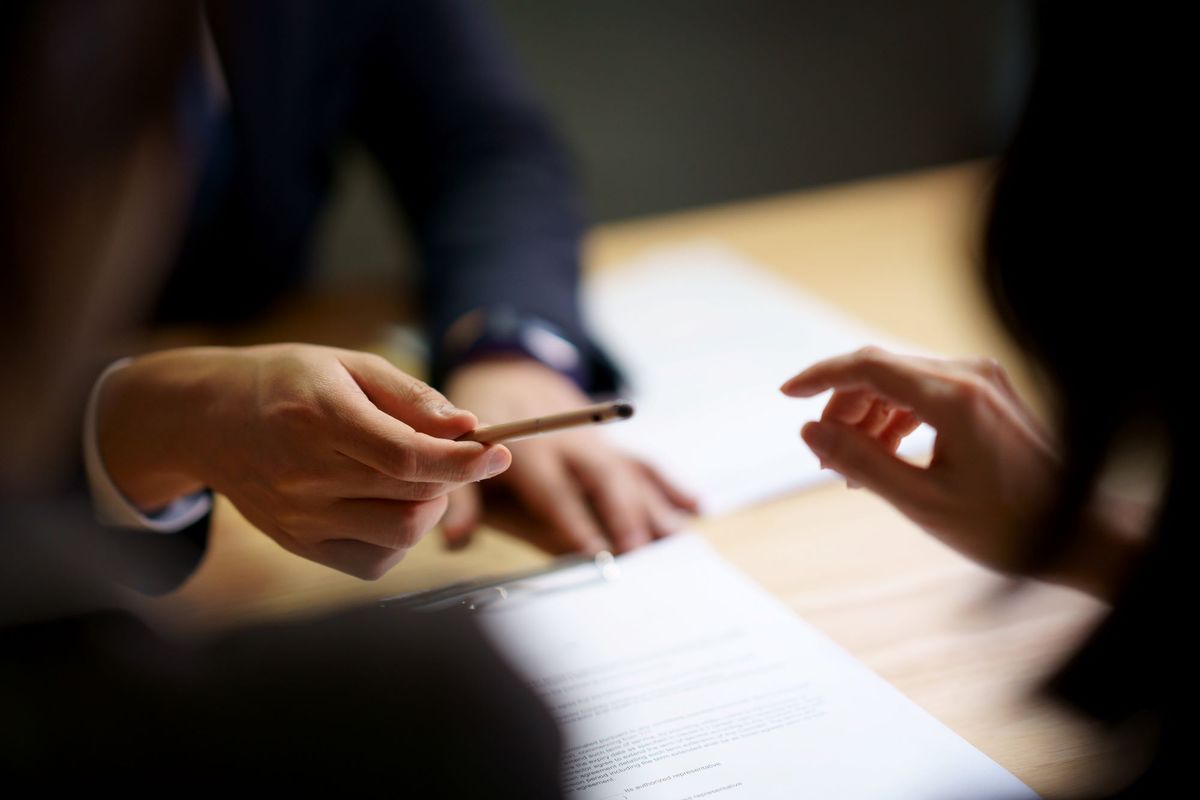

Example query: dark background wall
[484,0,1032,221]
[315,1,1033,284]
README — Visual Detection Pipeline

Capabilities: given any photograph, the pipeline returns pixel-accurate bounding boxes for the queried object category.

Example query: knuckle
[859,358,898,390]
[364,352,391,371]
[409,380,434,401]
[357,557,395,582]
[972,356,1006,382]
[949,377,1000,422]
[385,445,421,479]
[396,502,436,547]
[409,380,445,409]
[446,452,482,483]
[854,345,886,364]
[407,480,444,502]
[937,376,984,408]
[950,378,981,402]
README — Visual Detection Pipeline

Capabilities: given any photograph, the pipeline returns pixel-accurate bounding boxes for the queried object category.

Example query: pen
[456,400,635,444]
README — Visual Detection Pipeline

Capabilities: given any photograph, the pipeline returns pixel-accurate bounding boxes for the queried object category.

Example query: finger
[821,389,876,426]
[645,486,687,539]
[855,398,893,436]
[878,409,922,452]
[326,454,464,502]
[267,522,409,580]
[801,420,932,509]
[310,538,410,581]
[442,484,481,550]
[636,461,700,513]
[844,400,896,489]
[781,347,956,428]
[966,357,1022,404]
[569,455,651,553]
[509,452,608,555]
[314,496,449,551]
[335,477,459,502]
[337,408,512,484]
[337,350,477,439]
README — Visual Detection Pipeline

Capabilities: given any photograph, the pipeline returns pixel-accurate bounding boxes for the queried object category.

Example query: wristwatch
[438,307,588,388]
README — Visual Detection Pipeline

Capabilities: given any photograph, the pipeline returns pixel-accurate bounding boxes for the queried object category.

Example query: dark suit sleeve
[185,1,612,387]
[67,434,211,595]
[353,0,612,390]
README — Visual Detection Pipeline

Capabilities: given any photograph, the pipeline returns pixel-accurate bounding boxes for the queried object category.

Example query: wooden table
[155,162,1114,798]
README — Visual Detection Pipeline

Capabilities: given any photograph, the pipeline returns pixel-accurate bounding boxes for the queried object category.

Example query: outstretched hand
[98,344,512,578]
[782,347,1062,576]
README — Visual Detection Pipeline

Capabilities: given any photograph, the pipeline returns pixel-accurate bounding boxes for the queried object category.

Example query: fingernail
[802,421,834,457]
[484,448,511,477]
[438,403,465,417]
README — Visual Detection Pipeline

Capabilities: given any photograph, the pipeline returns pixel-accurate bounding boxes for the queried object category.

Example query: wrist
[1048,493,1149,601]
[96,347,225,510]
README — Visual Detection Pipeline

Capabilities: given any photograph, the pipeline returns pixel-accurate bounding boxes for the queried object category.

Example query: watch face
[519,324,581,374]
[441,309,590,388]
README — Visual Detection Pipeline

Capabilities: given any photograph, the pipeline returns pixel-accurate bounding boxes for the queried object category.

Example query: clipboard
[377,550,623,613]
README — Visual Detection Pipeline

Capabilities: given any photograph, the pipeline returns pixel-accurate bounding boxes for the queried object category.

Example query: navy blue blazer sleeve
[352,0,615,390]
[195,0,613,389]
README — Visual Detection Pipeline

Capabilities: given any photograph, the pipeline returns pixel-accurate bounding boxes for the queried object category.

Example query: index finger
[337,350,477,439]
[338,399,512,484]
[780,348,957,428]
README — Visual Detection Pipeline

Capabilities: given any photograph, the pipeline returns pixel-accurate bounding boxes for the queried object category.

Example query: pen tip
[615,402,635,419]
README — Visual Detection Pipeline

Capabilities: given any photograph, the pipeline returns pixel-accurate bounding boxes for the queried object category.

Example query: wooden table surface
[154,162,1114,798]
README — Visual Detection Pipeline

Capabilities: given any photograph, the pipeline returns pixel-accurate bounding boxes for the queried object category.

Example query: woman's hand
[97,344,511,579]
[444,357,697,555]
[781,347,1063,576]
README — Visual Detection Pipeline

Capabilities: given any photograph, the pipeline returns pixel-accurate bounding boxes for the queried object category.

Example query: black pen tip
[615,402,635,419]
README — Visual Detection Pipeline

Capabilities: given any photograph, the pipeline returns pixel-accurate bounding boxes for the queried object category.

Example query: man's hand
[443,357,697,555]
[97,344,511,579]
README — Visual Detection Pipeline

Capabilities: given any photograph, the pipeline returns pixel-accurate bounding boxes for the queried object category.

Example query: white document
[585,243,934,514]
[479,534,1036,800]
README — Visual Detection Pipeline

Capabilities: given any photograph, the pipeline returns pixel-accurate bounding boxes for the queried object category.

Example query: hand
[443,357,697,555]
[781,347,1064,576]
[97,344,511,579]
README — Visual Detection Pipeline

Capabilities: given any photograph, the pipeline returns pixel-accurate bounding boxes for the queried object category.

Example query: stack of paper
[586,243,934,514]
[479,534,1037,800]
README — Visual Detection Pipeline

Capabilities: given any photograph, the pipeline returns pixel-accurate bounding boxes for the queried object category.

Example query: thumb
[442,483,482,550]
[801,420,928,508]
[339,351,476,439]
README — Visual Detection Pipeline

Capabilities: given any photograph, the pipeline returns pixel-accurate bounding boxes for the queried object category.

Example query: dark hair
[984,4,1184,791]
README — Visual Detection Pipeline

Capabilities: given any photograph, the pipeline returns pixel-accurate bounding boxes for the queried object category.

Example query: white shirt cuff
[83,357,212,533]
